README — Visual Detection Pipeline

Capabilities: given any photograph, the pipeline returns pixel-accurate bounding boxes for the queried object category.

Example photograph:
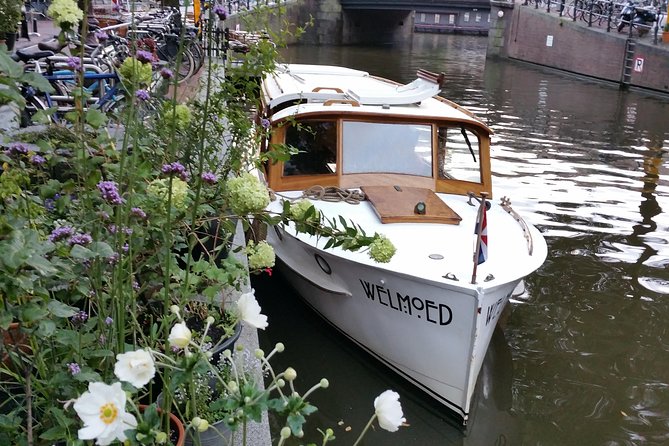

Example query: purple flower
[71,311,88,324]
[44,198,56,211]
[136,89,150,101]
[123,227,133,235]
[261,118,270,129]
[201,172,218,185]
[66,56,81,71]
[161,162,188,181]
[49,226,75,242]
[213,4,227,19]
[132,280,139,291]
[97,180,123,205]
[68,233,93,246]
[107,253,119,265]
[6,142,29,156]
[159,67,173,79]
[67,362,81,375]
[31,154,46,165]
[95,30,109,41]
[131,207,147,219]
[105,316,113,325]
[122,243,129,253]
[136,50,155,64]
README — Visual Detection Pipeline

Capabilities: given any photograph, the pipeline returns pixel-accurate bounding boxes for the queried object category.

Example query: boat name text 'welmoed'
[359,279,453,325]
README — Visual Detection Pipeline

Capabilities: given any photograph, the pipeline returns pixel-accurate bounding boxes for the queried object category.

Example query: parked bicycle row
[524,0,667,38]
[10,7,207,127]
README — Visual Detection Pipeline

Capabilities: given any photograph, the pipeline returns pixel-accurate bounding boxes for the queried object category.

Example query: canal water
[252,33,669,445]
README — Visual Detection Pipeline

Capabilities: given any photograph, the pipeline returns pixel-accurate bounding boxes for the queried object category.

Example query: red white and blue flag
[475,203,488,265]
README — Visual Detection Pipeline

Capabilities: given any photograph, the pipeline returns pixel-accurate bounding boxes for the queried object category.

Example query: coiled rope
[301,185,366,204]
[271,186,366,204]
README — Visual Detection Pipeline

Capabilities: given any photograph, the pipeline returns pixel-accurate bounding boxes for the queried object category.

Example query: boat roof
[263,64,491,132]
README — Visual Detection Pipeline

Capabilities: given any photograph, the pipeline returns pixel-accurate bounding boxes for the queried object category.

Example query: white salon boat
[257,64,547,423]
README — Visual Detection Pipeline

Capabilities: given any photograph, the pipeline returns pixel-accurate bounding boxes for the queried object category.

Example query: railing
[522,0,667,44]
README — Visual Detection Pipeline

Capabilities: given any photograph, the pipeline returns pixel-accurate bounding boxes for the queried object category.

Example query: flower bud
[205,351,213,359]
[297,430,304,438]
[236,343,244,351]
[326,428,334,437]
[275,342,285,352]
[284,367,297,382]
[276,378,285,388]
[228,381,238,392]
[223,349,232,358]
[136,433,147,441]
[192,417,203,428]
[320,378,329,389]
[197,419,210,432]
[254,348,265,359]
[206,316,215,324]
[168,321,191,349]
[169,305,180,316]
[244,396,252,404]
[155,431,168,444]
[280,426,291,439]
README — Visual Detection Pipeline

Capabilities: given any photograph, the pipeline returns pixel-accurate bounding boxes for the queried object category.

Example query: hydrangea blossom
[226,172,270,215]
[289,199,320,221]
[162,103,192,130]
[368,235,396,263]
[246,240,276,270]
[147,178,190,210]
[47,0,83,30]
[73,382,137,445]
[118,57,153,87]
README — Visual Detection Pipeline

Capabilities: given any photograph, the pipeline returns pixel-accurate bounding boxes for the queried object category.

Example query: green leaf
[47,300,78,318]
[38,426,66,440]
[85,108,107,128]
[73,371,102,382]
[21,72,55,93]
[69,244,95,259]
[89,242,114,258]
[21,304,49,322]
[0,51,23,78]
[25,255,57,276]
[287,412,306,435]
[37,320,56,337]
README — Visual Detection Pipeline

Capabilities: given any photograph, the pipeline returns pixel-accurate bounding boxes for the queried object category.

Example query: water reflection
[273,33,669,445]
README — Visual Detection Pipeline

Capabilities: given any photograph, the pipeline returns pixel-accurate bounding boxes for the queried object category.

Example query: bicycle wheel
[156,44,195,84]
[20,91,50,127]
[566,0,583,19]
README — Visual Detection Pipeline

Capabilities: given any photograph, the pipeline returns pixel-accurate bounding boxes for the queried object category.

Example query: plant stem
[352,414,377,446]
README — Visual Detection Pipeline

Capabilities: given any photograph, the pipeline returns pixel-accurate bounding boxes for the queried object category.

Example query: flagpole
[471,192,488,284]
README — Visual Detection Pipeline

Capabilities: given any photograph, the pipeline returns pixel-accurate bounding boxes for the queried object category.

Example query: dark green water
[254,33,669,445]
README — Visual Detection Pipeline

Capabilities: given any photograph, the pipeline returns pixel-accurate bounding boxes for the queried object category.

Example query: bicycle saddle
[38,40,68,53]
[15,49,55,63]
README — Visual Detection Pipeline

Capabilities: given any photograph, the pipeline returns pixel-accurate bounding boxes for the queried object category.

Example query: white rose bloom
[168,321,192,348]
[236,290,268,330]
[114,349,155,388]
[373,390,406,432]
[73,382,137,445]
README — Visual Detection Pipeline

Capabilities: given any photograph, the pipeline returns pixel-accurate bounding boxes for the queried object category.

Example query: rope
[301,185,366,204]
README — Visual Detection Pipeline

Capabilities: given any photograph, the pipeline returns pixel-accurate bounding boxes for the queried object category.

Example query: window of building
[463,12,470,22]
[475,13,481,22]
[449,14,455,24]
[283,121,338,176]
[434,13,440,24]
[420,13,425,22]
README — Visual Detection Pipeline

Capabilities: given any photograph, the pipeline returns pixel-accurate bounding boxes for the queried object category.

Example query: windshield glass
[342,121,432,177]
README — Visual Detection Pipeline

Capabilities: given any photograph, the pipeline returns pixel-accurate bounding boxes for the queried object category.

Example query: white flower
[168,321,192,348]
[114,349,155,388]
[236,290,268,330]
[374,390,406,432]
[73,382,137,445]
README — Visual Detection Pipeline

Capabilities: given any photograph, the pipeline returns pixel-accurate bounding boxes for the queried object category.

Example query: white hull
[266,194,545,421]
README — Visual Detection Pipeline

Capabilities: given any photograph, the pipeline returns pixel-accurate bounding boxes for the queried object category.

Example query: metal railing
[523,0,667,44]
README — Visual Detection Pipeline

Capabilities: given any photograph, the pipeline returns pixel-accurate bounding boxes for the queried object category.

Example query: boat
[257,63,548,423]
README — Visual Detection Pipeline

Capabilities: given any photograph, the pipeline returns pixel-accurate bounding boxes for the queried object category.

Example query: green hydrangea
[368,235,396,263]
[147,178,189,210]
[226,173,269,215]
[289,199,320,221]
[47,0,83,30]
[119,57,153,87]
[246,240,275,270]
[162,103,192,130]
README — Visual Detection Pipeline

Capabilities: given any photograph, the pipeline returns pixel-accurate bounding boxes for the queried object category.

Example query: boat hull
[267,228,520,422]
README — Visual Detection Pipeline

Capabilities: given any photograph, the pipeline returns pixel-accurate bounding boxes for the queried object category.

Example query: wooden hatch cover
[361,186,462,224]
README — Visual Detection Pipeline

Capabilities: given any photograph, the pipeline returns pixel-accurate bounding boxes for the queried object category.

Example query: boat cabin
[260,64,493,200]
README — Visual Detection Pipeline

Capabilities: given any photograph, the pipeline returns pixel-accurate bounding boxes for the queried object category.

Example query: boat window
[283,121,337,176]
[437,126,482,183]
[342,122,432,177]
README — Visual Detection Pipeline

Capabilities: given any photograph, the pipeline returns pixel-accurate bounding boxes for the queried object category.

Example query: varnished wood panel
[361,186,462,225]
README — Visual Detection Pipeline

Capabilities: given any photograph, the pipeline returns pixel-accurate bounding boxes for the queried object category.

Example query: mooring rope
[302,185,366,204]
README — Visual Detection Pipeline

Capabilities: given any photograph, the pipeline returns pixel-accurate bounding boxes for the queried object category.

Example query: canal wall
[488,2,669,94]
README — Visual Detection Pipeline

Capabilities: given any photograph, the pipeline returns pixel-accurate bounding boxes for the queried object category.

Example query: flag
[474,202,488,265]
